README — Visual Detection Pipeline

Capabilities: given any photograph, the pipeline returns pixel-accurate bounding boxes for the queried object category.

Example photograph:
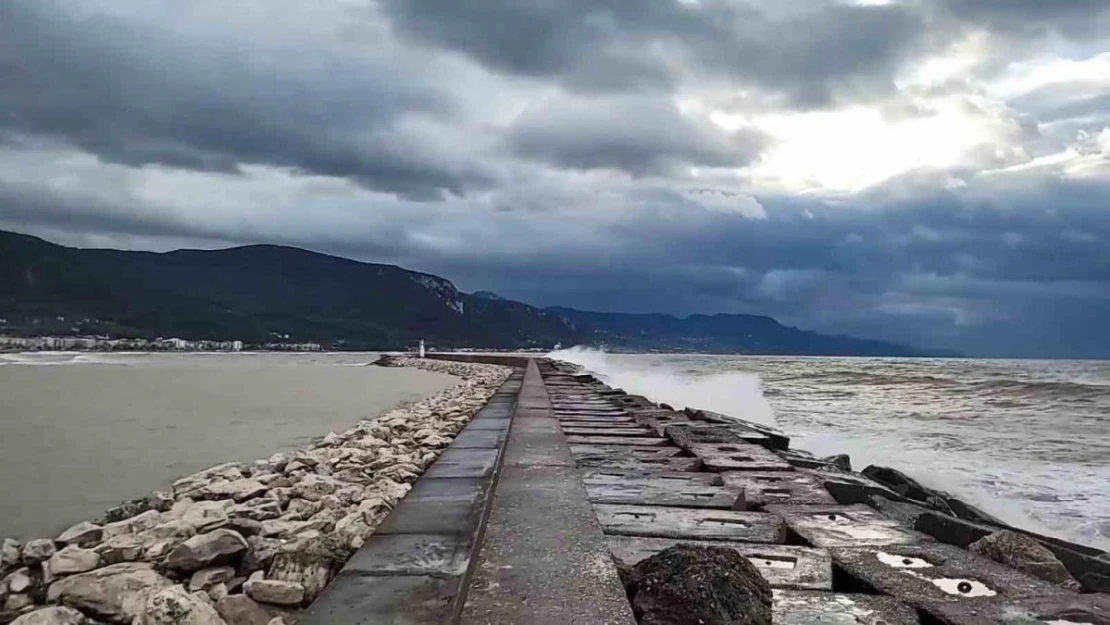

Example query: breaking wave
[548,347,776,427]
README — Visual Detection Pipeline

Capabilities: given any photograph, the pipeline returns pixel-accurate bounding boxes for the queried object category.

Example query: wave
[548,347,776,427]
[776,371,959,386]
[971,379,1110,402]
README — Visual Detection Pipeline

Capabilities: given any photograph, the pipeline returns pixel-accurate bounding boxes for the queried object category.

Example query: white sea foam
[550,347,776,426]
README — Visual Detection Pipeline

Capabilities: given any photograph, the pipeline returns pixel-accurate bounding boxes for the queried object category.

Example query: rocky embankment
[0,358,510,625]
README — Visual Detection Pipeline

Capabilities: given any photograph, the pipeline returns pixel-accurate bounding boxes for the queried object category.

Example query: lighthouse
[419,339,426,358]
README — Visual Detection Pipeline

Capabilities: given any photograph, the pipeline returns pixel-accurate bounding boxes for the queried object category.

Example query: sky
[1,1,1109,358]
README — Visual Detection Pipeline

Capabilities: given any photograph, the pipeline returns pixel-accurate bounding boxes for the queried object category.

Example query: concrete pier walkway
[301,355,1110,625]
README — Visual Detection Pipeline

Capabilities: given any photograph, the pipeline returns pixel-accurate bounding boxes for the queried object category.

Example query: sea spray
[549,347,777,427]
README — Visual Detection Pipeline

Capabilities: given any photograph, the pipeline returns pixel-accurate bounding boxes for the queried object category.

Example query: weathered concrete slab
[557,416,636,424]
[569,444,683,459]
[565,435,670,446]
[462,418,512,431]
[912,512,1110,594]
[460,360,637,625]
[686,442,794,471]
[422,447,501,478]
[766,504,929,548]
[832,543,1069,617]
[501,416,574,468]
[449,427,508,449]
[581,469,723,486]
[375,496,487,536]
[594,503,785,542]
[772,590,920,624]
[574,456,702,472]
[345,532,473,576]
[300,574,460,625]
[561,426,656,437]
[665,422,772,449]
[722,471,838,509]
[586,481,742,509]
[633,412,693,436]
[607,535,832,591]
[688,408,792,450]
[402,476,487,505]
[917,593,1110,625]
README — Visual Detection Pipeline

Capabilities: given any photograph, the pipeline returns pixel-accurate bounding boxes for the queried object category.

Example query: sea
[551,348,1110,551]
[0,352,456,540]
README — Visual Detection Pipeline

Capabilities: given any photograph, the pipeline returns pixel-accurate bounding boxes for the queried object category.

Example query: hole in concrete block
[932,578,996,597]
[728,456,755,462]
[761,488,791,496]
[615,511,656,521]
[748,555,798,570]
[699,517,751,528]
[718,446,745,452]
[876,552,933,569]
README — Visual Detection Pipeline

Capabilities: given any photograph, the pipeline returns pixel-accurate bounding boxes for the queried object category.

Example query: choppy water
[0,352,456,540]
[551,349,1110,551]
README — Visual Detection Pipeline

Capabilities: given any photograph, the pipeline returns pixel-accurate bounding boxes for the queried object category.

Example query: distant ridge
[0,229,945,355]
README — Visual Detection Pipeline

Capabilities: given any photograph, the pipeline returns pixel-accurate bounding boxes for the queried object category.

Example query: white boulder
[47,562,173,622]
[47,545,101,576]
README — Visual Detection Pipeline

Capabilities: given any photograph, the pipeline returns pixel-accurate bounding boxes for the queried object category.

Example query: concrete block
[686,442,794,471]
[565,435,670,446]
[581,469,722,486]
[557,416,636,424]
[574,456,703,472]
[375,497,486,535]
[594,503,785,542]
[402,476,487,505]
[665,422,772,449]
[832,542,1071,617]
[722,471,837,508]
[423,448,500,479]
[917,593,1110,625]
[561,426,656,437]
[462,418,511,431]
[913,512,1110,593]
[607,535,832,591]
[448,428,507,449]
[766,504,929,548]
[344,533,472,576]
[586,481,742,509]
[632,412,693,436]
[569,444,682,457]
[772,590,920,624]
[298,574,459,625]
[686,408,791,450]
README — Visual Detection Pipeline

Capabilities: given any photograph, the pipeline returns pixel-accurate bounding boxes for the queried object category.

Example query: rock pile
[1,359,510,625]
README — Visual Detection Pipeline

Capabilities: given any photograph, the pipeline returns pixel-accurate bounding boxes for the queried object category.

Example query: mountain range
[0,230,944,355]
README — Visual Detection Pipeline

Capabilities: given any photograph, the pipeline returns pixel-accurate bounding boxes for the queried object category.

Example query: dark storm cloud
[939,0,1110,36]
[507,96,766,174]
[0,2,492,199]
[380,0,934,107]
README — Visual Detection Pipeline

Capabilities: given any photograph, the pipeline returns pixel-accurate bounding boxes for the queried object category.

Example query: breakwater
[305,355,1109,625]
[5,354,1109,625]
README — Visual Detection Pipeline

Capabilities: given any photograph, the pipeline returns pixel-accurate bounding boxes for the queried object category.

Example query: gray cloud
[507,96,766,175]
[0,2,495,199]
[380,0,937,107]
